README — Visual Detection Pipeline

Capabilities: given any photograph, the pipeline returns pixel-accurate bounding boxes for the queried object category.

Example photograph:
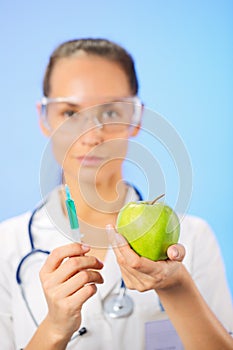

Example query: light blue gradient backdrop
[0,1,232,295]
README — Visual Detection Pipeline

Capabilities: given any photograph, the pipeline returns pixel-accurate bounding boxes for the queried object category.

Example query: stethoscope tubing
[16,201,50,285]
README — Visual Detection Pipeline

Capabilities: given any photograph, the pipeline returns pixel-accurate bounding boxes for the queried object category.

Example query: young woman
[0,38,232,350]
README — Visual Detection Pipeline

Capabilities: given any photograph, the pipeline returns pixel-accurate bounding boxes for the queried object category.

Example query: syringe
[65,184,82,242]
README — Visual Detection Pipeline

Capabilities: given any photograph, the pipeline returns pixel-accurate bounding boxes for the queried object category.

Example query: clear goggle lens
[41,97,143,134]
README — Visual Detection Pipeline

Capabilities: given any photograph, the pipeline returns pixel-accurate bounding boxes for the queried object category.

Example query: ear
[36,102,51,137]
[130,104,144,137]
[130,123,141,137]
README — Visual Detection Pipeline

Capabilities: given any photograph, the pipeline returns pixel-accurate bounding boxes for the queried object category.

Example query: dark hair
[43,38,139,97]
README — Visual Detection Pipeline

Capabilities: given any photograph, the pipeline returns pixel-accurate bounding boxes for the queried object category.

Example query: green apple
[116,195,180,261]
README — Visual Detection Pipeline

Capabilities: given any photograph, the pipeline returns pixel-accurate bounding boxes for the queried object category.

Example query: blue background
[0,1,232,295]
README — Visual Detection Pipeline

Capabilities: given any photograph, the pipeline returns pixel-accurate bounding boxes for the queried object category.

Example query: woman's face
[40,54,139,185]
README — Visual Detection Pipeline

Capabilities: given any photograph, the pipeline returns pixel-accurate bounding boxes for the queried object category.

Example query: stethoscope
[103,279,134,318]
[15,185,146,339]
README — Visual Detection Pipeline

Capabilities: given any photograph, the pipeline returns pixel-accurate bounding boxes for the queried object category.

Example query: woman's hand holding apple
[107,225,186,292]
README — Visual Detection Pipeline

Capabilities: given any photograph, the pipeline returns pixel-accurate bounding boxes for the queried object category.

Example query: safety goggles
[40,96,143,134]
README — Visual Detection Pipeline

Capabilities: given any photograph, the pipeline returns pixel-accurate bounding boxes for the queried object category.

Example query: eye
[101,105,123,122]
[103,110,118,119]
[63,109,76,118]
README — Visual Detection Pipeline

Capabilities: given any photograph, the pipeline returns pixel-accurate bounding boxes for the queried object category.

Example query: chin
[77,166,100,184]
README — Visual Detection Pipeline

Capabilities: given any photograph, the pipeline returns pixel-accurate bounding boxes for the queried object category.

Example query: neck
[63,171,128,218]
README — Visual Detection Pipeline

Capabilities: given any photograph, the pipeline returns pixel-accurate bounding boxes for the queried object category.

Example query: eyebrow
[52,100,118,109]
[57,102,81,108]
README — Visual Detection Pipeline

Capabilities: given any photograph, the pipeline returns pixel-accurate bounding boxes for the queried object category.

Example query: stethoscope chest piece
[103,292,134,318]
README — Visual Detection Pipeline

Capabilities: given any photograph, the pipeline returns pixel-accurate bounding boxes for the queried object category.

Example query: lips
[76,155,106,167]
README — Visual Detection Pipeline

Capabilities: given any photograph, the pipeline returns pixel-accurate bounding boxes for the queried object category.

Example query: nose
[80,120,104,146]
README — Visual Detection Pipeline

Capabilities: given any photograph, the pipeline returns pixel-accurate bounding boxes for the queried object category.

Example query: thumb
[167,244,186,262]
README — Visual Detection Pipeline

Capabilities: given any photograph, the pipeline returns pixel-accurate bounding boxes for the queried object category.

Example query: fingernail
[171,247,179,258]
[106,224,114,232]
[81,243,90,252]
[106,224,126,247]
[106,224,116,245]
[97,258,104,265]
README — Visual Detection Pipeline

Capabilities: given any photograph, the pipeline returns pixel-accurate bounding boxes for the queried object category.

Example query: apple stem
[150,193,165,205]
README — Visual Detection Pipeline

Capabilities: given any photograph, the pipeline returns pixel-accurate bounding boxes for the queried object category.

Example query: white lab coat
[0,187,232,349]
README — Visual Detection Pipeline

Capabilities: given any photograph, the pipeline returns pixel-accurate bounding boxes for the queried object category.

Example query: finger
[106,224,127,248]
[69,283,98,307]
[41,243,90,273]
[106,224,135,262]
[112,236,161,275]
[118,264,158,292]
[167,244,186,262]
[106,225,168,276]
[56,270,104,298]
[49,255,104,285]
